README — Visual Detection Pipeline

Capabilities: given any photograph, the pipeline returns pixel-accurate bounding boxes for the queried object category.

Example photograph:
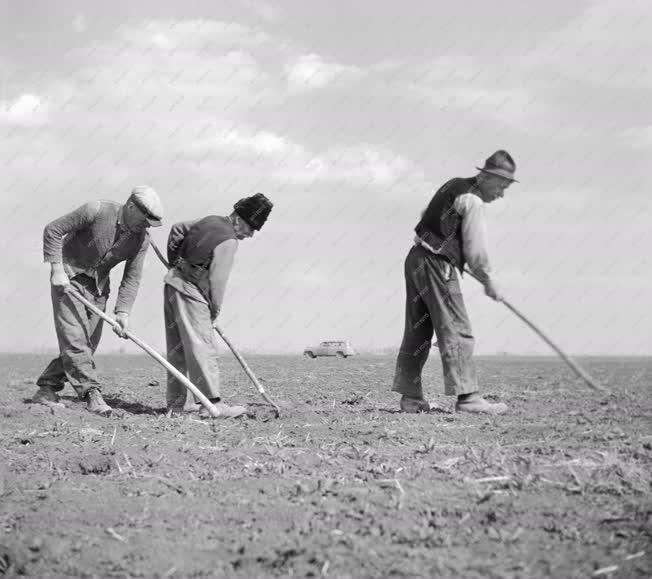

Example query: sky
[1,0,651,356]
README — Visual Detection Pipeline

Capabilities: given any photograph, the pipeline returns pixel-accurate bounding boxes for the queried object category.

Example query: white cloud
[76,23,270,117]
[276,144,420,187]
[184,129,303,158]
[121,19,270,52]
[621,126,652,149]
[0,94,48,127]
[286,54,362,92]
[273,144,423,187]
[72,12,87,33]
[149,32,174,50]
[180,128,421,187]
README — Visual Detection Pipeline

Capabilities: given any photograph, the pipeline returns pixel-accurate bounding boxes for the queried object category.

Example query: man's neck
[470,177,488,203]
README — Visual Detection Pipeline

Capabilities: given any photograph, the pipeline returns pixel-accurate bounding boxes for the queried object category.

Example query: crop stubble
[0,354,650,578]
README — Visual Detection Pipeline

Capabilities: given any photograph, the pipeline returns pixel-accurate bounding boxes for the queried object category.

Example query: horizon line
[1,351,650,358]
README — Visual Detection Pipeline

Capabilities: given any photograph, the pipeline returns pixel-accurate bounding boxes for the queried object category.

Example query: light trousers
[164,284,221,409]
[37,275,107,397]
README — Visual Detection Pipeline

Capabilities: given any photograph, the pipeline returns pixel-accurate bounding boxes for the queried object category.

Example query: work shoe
[400,395,433,413]
[166,404,199,418]
[32,386,62,405]
[85,388,112,416]
[165,393,198,416]
[455,393,508,415]
[166,406,183,417]
[198,400,247,419]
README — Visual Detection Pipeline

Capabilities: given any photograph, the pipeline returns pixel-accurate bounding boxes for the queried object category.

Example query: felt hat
[476,150,518,182]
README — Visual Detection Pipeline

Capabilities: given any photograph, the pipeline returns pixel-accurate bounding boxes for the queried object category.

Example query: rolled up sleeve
[455,193,494,284]
[43,201,101,263]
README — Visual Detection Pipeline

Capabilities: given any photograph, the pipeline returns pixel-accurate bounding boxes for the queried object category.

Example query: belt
[413,236,456,279]
[175,258,209,279]
[414,235,442,255]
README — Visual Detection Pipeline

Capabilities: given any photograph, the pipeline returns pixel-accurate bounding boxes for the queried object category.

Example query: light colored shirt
[164,267,207,304]
[455,193,493,283]
[416,192,494,284]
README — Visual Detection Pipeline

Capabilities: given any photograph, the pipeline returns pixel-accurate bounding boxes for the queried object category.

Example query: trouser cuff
[391,382,424,399]
[35,380,65,392]
[445,382,477,396]
[75,383,100,398]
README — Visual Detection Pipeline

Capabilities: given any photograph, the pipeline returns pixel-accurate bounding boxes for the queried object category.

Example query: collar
[117,205,136,234]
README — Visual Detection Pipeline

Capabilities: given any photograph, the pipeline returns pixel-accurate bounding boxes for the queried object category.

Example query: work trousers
[164,284,221,409]
[37,275,107,398]
[392,245,477,398]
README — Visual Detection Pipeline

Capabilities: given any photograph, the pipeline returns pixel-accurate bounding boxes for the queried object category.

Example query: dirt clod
[78,456,113,475]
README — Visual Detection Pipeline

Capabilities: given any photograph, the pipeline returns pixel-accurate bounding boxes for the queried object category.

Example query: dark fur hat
[233,193,273,230]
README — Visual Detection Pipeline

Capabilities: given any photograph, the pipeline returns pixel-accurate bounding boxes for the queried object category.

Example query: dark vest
[176,215,237,301]
[414,177,480,272]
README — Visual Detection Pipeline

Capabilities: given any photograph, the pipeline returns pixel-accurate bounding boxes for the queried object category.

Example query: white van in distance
[303,341,357,358]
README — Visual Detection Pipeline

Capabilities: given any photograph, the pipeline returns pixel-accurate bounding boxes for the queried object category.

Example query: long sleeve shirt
[455,193,493,283]
[43,200,149,314]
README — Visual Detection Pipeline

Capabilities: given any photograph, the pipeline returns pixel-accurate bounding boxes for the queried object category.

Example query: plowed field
[1,354,650,578]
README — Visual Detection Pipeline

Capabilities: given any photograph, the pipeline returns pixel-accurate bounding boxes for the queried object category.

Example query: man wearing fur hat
[164,193,273,418]
[393,151,517,414]
[33,186,164,416]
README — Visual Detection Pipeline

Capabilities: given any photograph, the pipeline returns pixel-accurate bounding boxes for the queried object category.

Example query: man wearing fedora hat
[392,151,517,414]
[163,193,273,418]
[32,186,164,416]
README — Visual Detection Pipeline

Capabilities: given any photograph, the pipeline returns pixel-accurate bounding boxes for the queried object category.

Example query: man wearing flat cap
[393,151,517,414]
[164,193,273,418]
[33,186,164,415]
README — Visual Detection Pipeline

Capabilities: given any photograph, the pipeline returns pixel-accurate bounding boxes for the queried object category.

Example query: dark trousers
[37,275,107,398]
[392,245,477,398]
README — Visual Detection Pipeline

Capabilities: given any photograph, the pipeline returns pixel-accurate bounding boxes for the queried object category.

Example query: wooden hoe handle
[66,288,222,417]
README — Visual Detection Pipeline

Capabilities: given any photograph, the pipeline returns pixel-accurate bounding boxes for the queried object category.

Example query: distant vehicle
[303,340,357,358]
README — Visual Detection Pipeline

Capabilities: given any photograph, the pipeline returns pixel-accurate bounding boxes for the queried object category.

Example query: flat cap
[128,185,163,227]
